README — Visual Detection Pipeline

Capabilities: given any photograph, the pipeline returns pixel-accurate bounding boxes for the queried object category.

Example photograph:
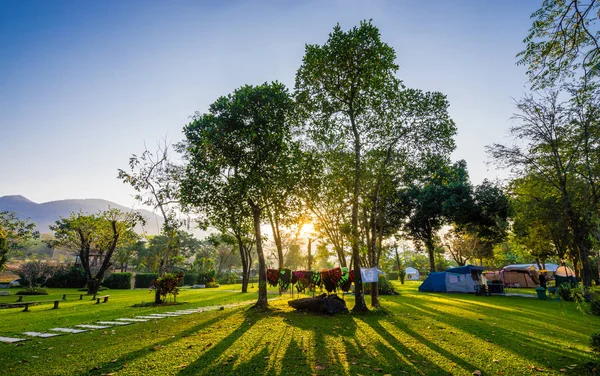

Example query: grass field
[0,281,598,375]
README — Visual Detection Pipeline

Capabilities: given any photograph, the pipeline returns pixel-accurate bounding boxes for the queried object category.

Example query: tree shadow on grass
[354,313,476,375]
[85,308,241,375]
[401,299,595,369]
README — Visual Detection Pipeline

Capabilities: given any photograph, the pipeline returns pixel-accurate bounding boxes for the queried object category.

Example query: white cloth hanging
[360,267,380,283]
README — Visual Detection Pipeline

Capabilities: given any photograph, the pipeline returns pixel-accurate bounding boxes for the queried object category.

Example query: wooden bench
[95,295,110,304]
[0,299,60,312]
[62,293,86,300]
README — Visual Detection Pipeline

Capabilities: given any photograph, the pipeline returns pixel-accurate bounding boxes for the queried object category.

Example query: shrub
[45,265,87,288]
[558,283,575,301]
[378,275,396,295]
[153,272,184,303]
[590,299,600,316]
[135,273,158,288]
[17,261,58,288]
[591,331,600,354]
[183,273,196,286]
[217,271,239,285]
[205,281,220,288]
[398,265,406,285]
[387,272,399,281]
[16,289,48,295]
[197,270,216,285]
[102,273,132,289]
[363,275,396,295]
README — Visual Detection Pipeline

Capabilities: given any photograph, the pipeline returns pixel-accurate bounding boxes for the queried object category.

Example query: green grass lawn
[0,281,598,375]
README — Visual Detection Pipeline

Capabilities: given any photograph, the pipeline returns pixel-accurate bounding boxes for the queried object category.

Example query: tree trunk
[250,200,268,309]
[350,116,367,313]
[267,208,284,269]
[426,238,436,273]
[236,235,249,293]
[307,238,313,271]
[87,278,100,295]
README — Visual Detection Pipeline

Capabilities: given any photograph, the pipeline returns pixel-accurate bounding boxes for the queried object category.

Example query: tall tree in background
[399,160,471,272]
[118,141,184,303]
[360,88,457,306]
[179,165,256,293]
[0,212,38,270]
[50,209,143,294]
[182,82,301,309]
[488,90,600,286]
[295,21,402,312]
[519,0,600,88]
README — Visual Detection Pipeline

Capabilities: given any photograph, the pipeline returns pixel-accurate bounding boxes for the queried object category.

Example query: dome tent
[405,267,420,281]
[418,265,485,293]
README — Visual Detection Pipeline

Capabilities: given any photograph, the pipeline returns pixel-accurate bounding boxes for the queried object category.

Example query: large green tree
[488,89,600,286]
[295,21,403,312]
[50,209,143,294]
[182,82,302,309]
[0,212,38,270]
[399,159,471,272]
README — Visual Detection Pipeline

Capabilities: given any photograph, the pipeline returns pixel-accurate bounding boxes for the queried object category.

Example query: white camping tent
[405,267,420,281]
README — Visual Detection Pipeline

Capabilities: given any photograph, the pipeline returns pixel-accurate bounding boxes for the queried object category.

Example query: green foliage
[45,265,87,288]
[591,331,600,354]
[0,211,39,270]
[134,273,158,288]
[49,209,144,294]
[102,272,132,289]
[15,288,48,295]
[217,271,240,285]
[398,266,406,284]
[152,272,184,303]
[183,273,196,286]
[181,81,303,308]
[518,0,600,87]
[205,281,220,288]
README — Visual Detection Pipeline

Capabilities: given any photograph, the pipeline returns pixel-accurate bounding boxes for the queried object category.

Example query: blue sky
[0,0,539,208]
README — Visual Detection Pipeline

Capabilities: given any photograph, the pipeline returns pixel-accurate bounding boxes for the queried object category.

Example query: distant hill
[0,195,164,234]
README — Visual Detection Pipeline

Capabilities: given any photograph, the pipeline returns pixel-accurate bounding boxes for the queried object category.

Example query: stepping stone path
[0,336,27,343]
[76,324,110,329]
[116,318,148,322]
[2,300,260,344]
[23,332,62,338]
[49,328,88,334]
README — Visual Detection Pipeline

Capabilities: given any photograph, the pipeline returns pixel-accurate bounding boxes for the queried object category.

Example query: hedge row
[45,265,87,288]
[103,273,132,289]
[134,273,158,288]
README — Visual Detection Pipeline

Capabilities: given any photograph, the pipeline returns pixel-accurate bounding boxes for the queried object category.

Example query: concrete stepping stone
[146,313,174,317]
[23,332,62,338]
[97,321,131,326]
[136,315,165,319]
[49,328,88,334]
[116,318,148,322]
[76,324,110,329]
[163,312,183,316]
[0,336,27,343]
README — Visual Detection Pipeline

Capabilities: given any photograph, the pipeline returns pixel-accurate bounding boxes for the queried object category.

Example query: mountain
[0,195,164,234]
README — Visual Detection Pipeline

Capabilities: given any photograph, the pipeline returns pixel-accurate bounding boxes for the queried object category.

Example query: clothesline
[266,267,383,294]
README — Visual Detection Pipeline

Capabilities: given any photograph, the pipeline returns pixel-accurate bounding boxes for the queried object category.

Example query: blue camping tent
[419,265,484,293]
[418,272,447,292]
